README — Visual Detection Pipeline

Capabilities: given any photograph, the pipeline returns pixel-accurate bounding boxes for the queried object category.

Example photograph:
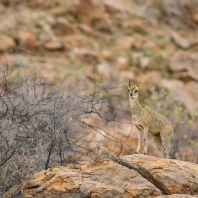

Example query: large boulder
[123,155,198,195]
[21,155,198,197]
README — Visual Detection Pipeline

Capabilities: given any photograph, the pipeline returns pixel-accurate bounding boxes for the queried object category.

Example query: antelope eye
[128,89,130,92]
[134,90,138,93]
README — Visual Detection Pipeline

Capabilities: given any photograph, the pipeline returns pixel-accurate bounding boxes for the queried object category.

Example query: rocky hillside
[18,155,198,197]
[1,0,198,197]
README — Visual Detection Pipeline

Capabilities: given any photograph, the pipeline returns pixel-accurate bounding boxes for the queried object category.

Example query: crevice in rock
[137,166,170,195]
[108,155,170,195]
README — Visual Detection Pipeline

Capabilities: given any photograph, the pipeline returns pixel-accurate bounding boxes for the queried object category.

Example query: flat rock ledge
[21,154,198,198]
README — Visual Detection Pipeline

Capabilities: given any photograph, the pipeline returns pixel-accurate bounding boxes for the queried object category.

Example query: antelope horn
[137,81,141,87]
[128,79,131,87]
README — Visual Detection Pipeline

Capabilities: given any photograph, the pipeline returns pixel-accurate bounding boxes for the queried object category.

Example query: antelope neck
[130,97,142,114]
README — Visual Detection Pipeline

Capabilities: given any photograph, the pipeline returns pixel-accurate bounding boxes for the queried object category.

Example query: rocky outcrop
[122,155,198,195]
[21,155,198,197]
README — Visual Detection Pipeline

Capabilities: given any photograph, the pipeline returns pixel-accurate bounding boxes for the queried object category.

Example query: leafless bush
[0,62,128,195]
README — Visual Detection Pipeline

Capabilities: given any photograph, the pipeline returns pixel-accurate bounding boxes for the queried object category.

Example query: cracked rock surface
[21,154,198,198]
[122,155,198,196]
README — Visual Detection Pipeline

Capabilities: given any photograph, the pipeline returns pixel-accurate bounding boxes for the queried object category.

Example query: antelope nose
[130,93,133,96]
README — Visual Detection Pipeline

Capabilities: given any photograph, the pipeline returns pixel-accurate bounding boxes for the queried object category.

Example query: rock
[39,23,56,43]
[138,71,162,84]
[139,57,151,69]
[74,0,106,26]
[169,51,198,82]
[21,159,161,197]
[62,35,89,48]
[120,70,135,81]
[101,0,128,14]
[123,155,198,195]
[193,13,198,23]
[134,75,197,115]
[132,52,143,65]
[114,36,134,51]
[169,51,189,72]
[97,62,111,77]
[52,17,78,36]
[160,79,184,92]
[0,3,5,12]
[161,0,198,28]
[171,32,195,49]
[183,81,198,114]
[0,34,16,52]
[143,41,158,50]
[176,71,196,82]
[171,89,196,115]
[79,23,96,37]
[161,0,198,18]
[184,81,198,101]
[100,49,113,61]
[156,194,198,198]
[21,155,198,197]
[44,40,64,51]
[162,82,196,115]
[18,31,40,51]
[124,20,147,34]
[70,47,98,63]
[116,56,130,68]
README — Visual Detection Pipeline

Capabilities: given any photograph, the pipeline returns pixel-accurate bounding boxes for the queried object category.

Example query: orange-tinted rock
[52,17,78,36]
[21,155,198,197]
[124,20,147,34]
[100,49,113,61]
[0,34,16,52]
[114,37,134,51]
[44,40,64,51]
[70,47,99,63]
[79,23,96,37]
[138,71,162,84]
[18,31,40,51]
[21,159,162,197]
[74,0,106,26]
[120,70,135,81]
[123,155,198,195]
[62,35,89,48]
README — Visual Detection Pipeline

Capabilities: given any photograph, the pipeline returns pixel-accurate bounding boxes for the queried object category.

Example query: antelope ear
[137,81,141,87]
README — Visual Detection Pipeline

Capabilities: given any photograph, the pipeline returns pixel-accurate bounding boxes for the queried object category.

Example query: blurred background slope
[0,0,198,163]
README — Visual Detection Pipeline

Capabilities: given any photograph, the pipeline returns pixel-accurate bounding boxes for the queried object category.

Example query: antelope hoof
[135,150,139,154]
[143,152,147,155]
